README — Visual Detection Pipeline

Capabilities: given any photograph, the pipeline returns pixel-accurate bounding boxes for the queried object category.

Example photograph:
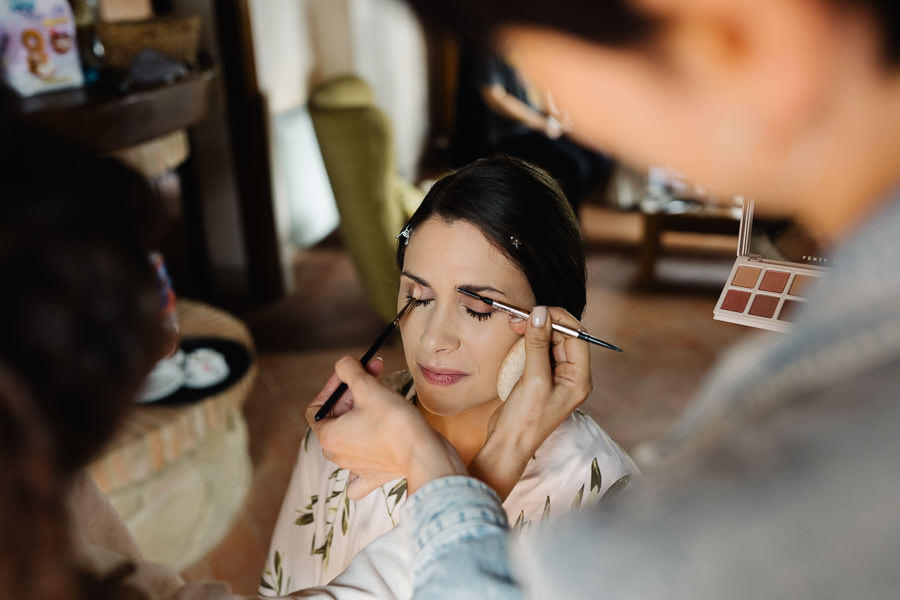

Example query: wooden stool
[89,300,256,570]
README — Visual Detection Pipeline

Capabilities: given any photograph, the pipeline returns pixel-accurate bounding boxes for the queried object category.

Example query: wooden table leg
[637,212,663,285]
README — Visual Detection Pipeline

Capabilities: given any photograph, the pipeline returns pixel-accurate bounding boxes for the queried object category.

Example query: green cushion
[310,76,422,322]
[309,75,376,110]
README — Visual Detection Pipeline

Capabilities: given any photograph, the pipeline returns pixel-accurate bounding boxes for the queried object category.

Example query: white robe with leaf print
[260,408,637,598]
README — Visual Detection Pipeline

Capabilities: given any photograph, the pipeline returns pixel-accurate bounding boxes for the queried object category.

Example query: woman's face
[398,217,536,417]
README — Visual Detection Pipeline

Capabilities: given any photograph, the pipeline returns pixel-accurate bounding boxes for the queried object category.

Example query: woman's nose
[420,307,460,353]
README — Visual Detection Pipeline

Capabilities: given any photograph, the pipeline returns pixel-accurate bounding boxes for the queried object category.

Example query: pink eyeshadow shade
[722,289,751,313]
[749,294,780,318]
[760,270,790,293]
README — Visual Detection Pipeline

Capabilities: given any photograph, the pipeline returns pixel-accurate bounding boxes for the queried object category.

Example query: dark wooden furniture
[211,0,283,302]
[10,0,287,305]
[15,67,220,152]
[11,68,220,299]
[637,205,741,284]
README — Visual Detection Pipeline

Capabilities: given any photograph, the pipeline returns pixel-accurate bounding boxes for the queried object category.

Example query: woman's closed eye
[405,293,493,321]
[462,293,494,322]
[405,294,432,307]
[465,307,492,321]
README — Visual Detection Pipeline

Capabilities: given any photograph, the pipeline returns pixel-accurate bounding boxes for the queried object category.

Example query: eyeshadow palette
[714,198,828,333]
[714,259,823,332]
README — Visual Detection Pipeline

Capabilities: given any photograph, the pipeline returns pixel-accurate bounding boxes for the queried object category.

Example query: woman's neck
[418,398,503,465]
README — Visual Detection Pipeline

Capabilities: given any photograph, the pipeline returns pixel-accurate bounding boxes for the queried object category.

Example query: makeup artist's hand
[469,305,592,500]
[309,357,387,420]
[308,356,466,500]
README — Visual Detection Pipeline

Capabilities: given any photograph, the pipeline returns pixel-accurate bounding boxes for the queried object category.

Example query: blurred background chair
[309,74,423,322]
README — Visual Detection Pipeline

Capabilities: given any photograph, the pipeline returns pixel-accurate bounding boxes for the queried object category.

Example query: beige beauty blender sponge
[496,336,526,402]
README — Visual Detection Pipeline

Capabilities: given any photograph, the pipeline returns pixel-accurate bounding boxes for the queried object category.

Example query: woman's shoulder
[547,411,635,461]
[525,410,640,488]
[503,411,638,531]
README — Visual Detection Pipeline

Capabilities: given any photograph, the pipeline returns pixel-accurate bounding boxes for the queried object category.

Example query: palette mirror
[713,198,831,332]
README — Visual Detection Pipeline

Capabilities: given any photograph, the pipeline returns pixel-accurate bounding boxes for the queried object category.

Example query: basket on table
[95,16,201,69]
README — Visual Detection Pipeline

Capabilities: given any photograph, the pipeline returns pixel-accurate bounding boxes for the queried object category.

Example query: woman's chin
[416,395,468,417]
[415,387,500,419]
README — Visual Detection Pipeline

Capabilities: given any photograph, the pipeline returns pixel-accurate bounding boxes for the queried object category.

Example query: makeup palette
[714,198,829,333]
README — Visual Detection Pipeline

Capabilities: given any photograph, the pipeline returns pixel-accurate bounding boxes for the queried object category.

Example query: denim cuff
[403,476,508,575]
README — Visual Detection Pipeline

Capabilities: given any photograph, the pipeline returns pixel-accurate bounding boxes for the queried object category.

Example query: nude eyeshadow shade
[732,266,761,288]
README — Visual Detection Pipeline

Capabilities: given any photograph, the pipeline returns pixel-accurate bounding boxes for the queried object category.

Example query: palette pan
[713,199,829,333]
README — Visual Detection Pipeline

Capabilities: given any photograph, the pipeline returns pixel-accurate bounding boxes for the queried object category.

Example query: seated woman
[261,157,637,595]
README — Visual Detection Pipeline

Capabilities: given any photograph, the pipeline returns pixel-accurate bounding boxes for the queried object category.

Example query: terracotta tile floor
[181,206,750,594]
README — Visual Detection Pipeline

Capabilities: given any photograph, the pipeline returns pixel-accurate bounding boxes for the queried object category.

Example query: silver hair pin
[510,236,522,249]
[396,225,412,246]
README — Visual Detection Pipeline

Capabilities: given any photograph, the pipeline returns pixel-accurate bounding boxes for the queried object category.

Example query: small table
[637,200,741,284]
[89,300,256,570]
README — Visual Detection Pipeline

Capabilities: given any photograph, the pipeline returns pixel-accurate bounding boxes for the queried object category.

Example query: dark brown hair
[405,0,900,65]
[404,0,657,51]
[0,121,164,600]
[397,157,587,318]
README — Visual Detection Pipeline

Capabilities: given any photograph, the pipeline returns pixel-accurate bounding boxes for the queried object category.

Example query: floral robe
[260,389,637,598]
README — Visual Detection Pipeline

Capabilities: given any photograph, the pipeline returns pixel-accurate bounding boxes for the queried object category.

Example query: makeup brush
[457,288,623,352]
[314,297,416,421]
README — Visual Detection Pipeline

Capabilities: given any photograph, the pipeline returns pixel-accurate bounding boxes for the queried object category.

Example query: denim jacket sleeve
[403,476,523,600]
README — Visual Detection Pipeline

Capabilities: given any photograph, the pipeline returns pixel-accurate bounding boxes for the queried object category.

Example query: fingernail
[509,316,525,323]
[531,306,547,327]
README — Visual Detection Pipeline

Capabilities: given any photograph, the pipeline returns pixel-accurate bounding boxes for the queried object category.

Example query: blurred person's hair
[0,119,164,600]
[404,0,900,65]
[397,156,587,318]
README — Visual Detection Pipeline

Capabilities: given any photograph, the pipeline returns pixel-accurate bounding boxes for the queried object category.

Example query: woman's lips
[418,364,468,386]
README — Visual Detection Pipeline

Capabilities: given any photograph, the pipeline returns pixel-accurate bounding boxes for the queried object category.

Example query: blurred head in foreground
[0,118,164,599]
[407,0,900,242]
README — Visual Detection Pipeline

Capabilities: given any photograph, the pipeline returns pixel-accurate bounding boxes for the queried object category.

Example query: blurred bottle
[68,0,104,84]
[150,251,180,359]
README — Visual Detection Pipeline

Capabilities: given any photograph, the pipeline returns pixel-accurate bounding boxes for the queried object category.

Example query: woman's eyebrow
[458,283,509,299]
[402,272,509,299]
[401,271,431,288]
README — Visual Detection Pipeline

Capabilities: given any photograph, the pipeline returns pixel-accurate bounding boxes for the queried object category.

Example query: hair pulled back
[397,157,587,318]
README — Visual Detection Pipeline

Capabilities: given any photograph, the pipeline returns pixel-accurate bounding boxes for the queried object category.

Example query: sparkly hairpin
[396,225,412,246]
[509,236,522,249]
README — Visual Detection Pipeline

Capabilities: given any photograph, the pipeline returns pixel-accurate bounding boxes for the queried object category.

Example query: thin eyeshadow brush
[314,297,416,421]
[457,288,623,352]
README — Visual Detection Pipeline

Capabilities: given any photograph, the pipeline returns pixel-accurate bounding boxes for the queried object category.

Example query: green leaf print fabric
[260,407,637,597]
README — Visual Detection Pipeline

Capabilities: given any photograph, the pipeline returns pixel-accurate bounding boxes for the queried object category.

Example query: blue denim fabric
[655,196,900,459]
[405,476,520,599]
